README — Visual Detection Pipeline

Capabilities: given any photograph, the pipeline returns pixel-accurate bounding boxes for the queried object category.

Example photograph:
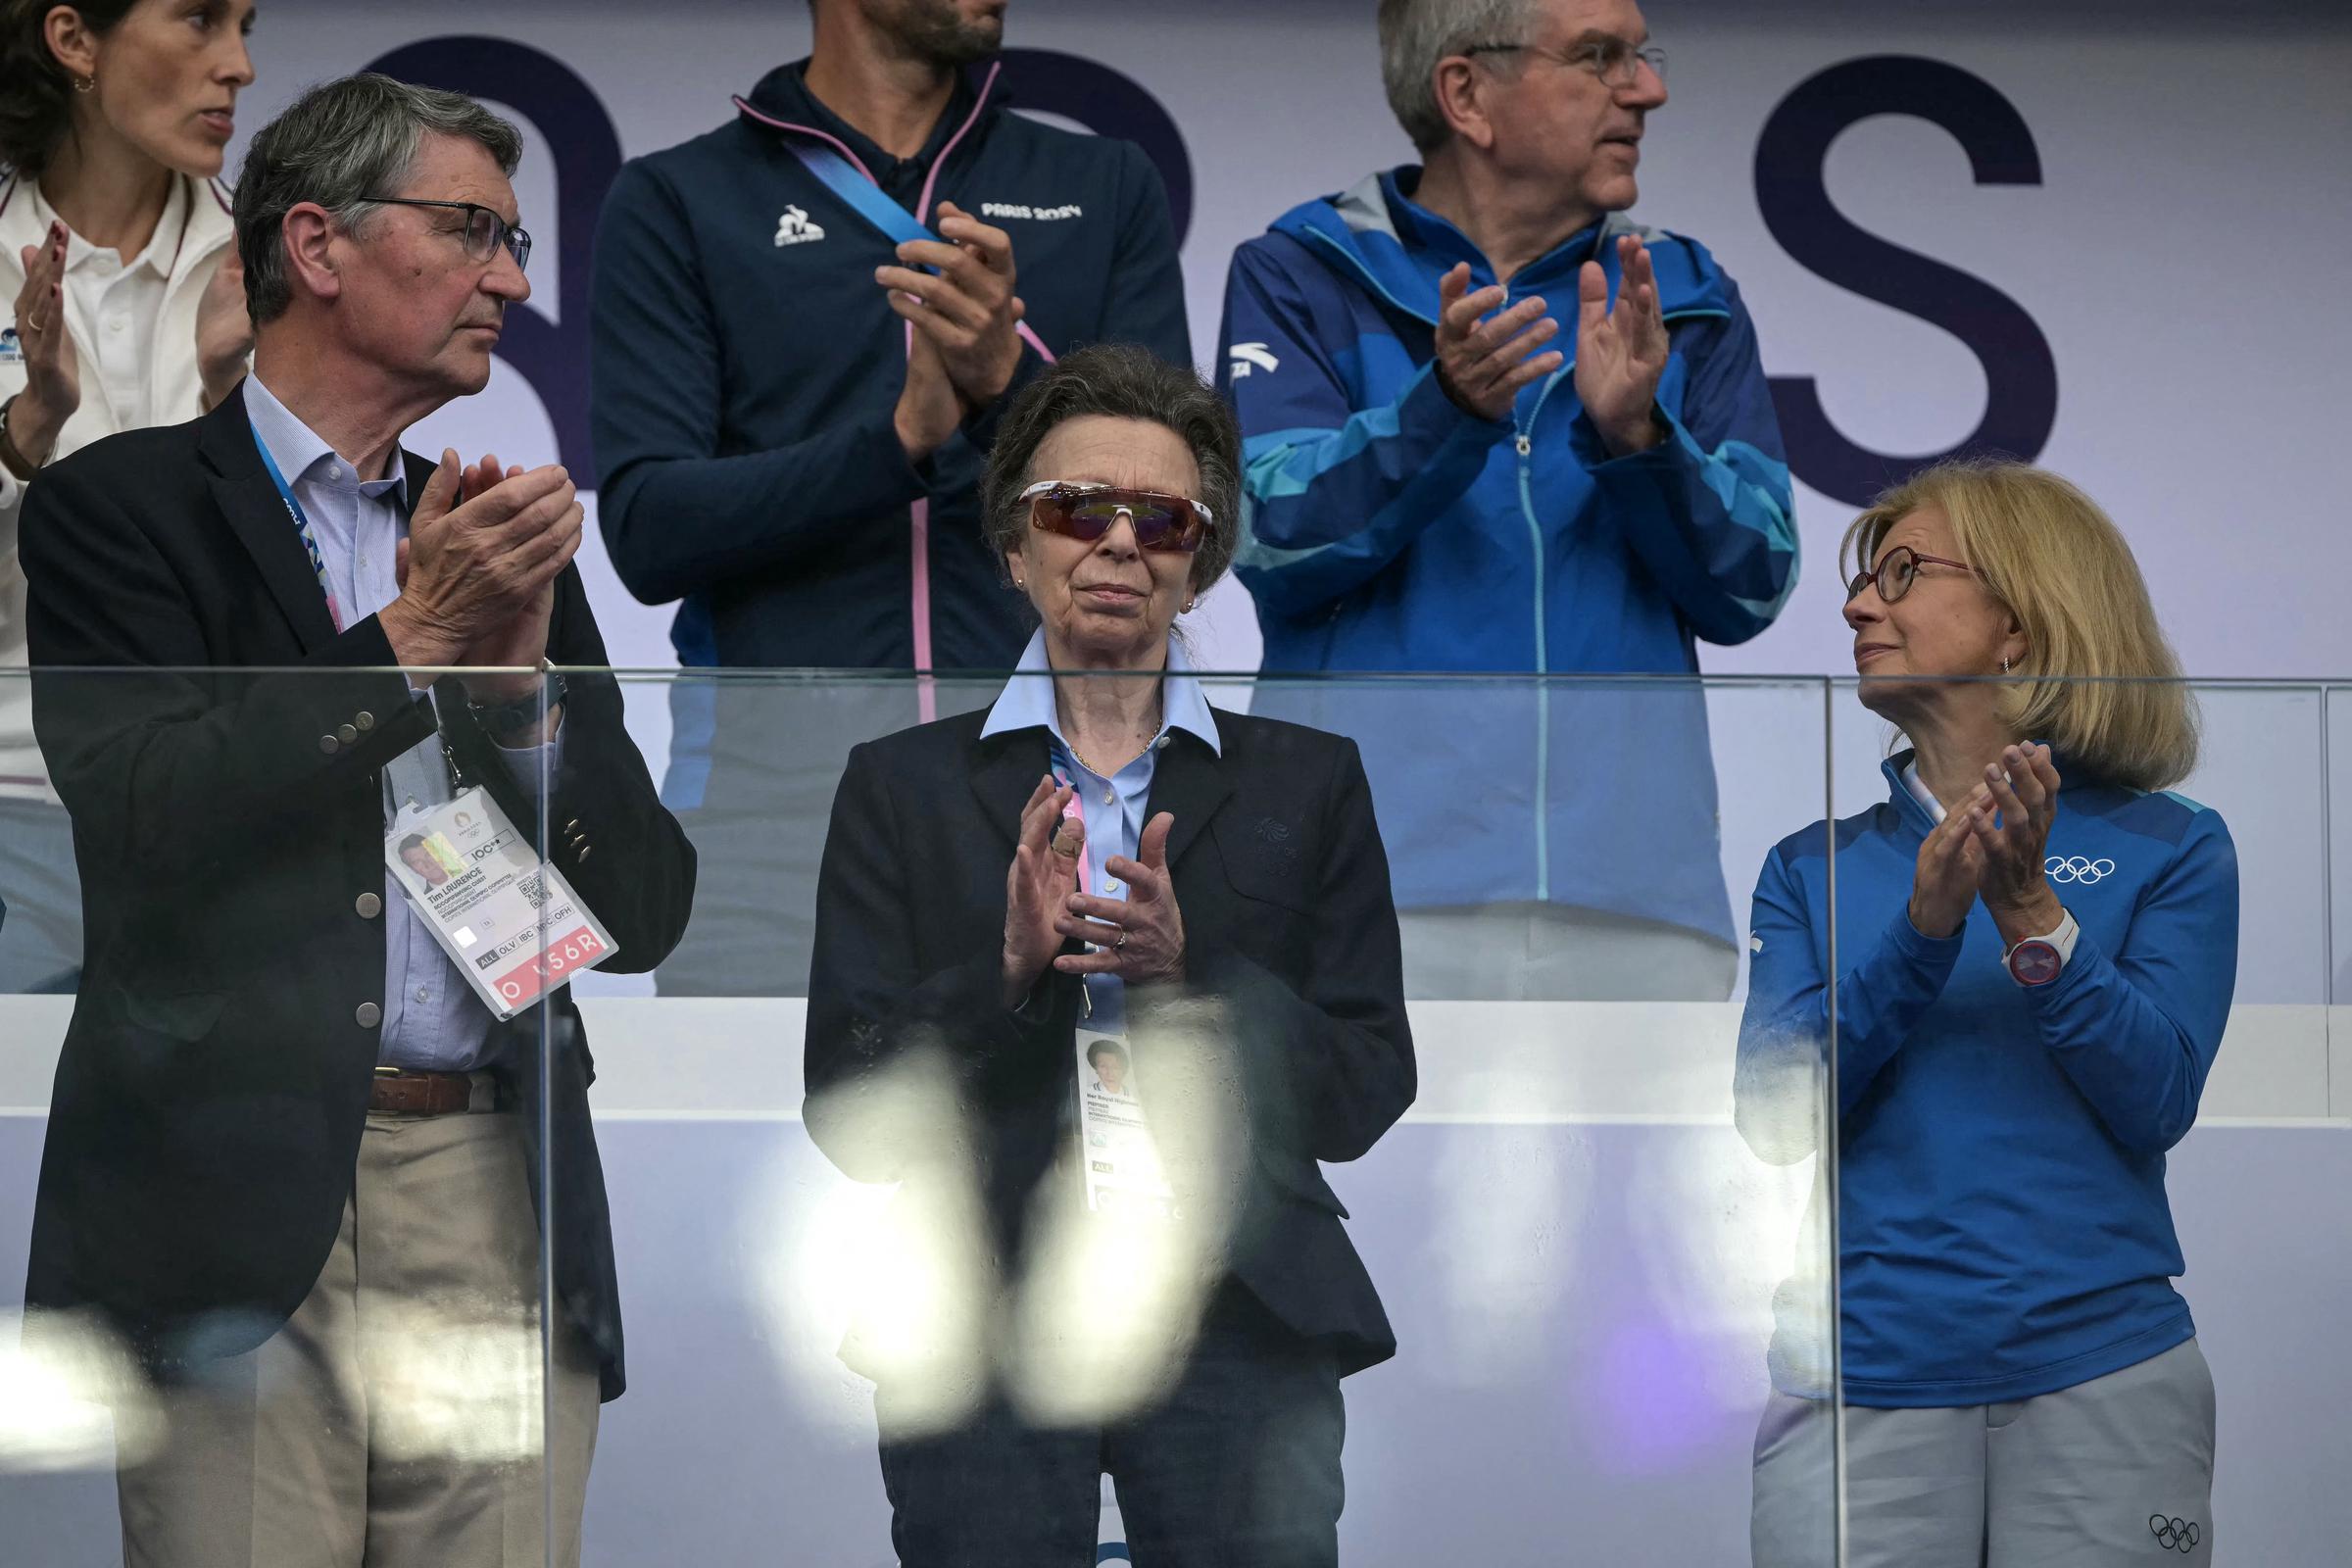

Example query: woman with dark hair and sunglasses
[805,343,1415,1567]
[1,0,257,991]
[1736,460,2237,1567]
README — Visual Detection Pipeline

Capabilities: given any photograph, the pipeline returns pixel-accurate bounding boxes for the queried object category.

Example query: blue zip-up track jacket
[1216,171,1796,938]
[1735,753,2239,1406]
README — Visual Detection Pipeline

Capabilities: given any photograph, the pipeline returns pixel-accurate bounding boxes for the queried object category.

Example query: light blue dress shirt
[979,629,1221,1034]
[243,375,559,1071]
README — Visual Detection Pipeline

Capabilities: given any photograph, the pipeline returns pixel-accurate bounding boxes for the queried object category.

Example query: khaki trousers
[115,1108,602,1568]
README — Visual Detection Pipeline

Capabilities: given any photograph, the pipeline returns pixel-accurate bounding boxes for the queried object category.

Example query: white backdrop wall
[217,0,2352,682]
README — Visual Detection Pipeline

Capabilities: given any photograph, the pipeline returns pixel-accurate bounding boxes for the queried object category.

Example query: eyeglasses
[1846,545,1979,605]
[1021,481,1214,554]
[1462,34,1668,87]
[360,197,532,273]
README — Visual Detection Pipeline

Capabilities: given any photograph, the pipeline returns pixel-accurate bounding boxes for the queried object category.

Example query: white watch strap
[2005,907,2078,969]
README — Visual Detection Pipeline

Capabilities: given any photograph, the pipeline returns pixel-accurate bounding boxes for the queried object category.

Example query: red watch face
[2009,940,2062,986]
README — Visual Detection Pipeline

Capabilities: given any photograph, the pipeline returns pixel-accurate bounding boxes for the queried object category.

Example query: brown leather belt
[368,1069,501,1116]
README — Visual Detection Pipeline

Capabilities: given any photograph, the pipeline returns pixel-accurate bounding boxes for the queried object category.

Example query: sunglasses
[1021,480,1213,554]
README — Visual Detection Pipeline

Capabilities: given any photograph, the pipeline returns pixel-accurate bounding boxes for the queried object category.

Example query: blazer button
[355,710,375,732]
[338,724,359,745]
[355,1002,382,1028]
[355,892,382,918]
[319,734,341,755]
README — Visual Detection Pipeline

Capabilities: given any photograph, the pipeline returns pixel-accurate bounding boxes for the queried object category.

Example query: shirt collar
[38,174,189,283]
[980,629,1223,758]
[243,372,412,505]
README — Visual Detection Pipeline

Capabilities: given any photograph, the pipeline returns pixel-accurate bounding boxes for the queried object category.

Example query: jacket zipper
[1515,369,1563,902]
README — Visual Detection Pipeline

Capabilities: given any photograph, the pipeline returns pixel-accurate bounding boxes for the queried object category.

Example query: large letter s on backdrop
[366,36,622,477]
[1755,56,2057,507]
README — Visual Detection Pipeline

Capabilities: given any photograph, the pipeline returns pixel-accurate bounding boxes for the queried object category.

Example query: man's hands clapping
[1433,262,1562,423]
[882,200,1026,462]
[381,450,581,697]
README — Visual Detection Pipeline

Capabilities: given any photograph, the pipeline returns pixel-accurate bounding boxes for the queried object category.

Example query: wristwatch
[2003,907,2079,987]
[467,671,566,738]
[0,395,52,482]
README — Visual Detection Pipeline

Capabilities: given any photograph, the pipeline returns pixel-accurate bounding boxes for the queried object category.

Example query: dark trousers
[876,1283,1346,1568]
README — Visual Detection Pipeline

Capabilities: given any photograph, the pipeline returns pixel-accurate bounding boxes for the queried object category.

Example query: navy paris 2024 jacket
[590,59,1191,673]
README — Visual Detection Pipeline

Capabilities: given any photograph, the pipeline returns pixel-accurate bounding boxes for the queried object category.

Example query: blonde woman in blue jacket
[1738,461,2236,1567]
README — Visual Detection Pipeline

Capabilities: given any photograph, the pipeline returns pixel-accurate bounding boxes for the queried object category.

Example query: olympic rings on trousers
[2045,855,2116,885]
[2149,1515,2200,1552]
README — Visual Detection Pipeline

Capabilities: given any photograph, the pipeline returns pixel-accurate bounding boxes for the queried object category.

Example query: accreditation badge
[386,786,617,1020]
[1075,1027,1175,1219]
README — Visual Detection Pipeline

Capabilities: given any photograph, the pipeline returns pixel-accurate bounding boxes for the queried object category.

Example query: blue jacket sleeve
[1218,238,1510,618]
[589,159,930,607]
[2027,811,2238,1154]
[1734,840,1964,1163]
[1570,272,1799,647]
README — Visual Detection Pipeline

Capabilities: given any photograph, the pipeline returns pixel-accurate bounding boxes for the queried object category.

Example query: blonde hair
[1842,459,2198,791]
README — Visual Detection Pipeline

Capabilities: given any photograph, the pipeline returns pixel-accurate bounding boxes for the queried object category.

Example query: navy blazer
[19,385,696,1400]
[805,704,1414,1376]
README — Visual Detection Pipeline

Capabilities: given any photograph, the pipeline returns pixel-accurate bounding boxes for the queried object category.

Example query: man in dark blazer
[19,75,692,1568]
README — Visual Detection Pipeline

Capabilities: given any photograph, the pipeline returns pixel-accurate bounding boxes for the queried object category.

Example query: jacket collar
[1881,742,2082,834]
[736,57,993,186]
[195,381,423,656]
[968,715,1232,871]
[1270,166,1728,328]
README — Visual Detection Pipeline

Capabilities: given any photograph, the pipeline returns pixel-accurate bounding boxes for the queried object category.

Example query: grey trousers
[115,1109,603,1568]
[0,794,81,993]
[1396,901,1738,1002]
[1750,1339,2217,1568]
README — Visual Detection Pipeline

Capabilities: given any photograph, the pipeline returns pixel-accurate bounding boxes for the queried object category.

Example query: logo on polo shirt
[2044,855,2116,885]
[773,205,825,247]
[2149,1514,2199,1552]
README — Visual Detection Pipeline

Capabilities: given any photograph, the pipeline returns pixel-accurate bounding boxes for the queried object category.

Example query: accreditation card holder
[386,786,617,1020]
[1075,1027,1175,1219]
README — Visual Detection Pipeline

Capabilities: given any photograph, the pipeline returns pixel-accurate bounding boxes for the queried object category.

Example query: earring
[1181,599,1195,614]
[2001,656,2013,675]
[73,74,95,93]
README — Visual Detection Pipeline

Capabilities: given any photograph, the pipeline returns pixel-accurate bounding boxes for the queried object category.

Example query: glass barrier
[564,667,1841,1566]
[0,663,594,1567]
[7,665,2343,1565]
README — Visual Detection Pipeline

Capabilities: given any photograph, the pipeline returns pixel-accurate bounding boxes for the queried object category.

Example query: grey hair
[1378,0,1541,151]
[234,74,523,324]
[981,344,1243,601]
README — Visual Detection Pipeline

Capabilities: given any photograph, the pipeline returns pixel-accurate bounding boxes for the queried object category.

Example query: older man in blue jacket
[1217,0,1797,1000]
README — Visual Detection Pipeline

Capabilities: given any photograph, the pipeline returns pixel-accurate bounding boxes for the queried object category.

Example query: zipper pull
[1515,433,1533,459]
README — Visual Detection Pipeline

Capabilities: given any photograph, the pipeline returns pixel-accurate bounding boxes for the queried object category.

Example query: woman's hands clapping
[1053,811,1187,988]
[1905,742,2065,943]
[1003,774,1085,1007]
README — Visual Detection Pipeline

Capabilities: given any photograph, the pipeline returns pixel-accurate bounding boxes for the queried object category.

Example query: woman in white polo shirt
[0,0,257,989]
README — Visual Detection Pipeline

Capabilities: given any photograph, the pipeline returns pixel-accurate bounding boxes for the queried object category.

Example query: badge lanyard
[1049,740,1108,1020]
[252,424,345,633]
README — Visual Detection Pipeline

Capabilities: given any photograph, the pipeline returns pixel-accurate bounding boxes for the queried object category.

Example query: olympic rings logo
[2149,1515,2201,1552]
[2045,855,2116,885]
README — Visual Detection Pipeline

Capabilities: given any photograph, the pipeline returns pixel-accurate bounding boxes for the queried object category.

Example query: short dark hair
[397,834,430,857]
[1086,1039,1130,1069]
[233,73,522,324]
[0,0,139,175]
[981,344,1243,598]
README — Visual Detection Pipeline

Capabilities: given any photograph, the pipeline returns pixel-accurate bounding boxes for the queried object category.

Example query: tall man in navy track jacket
[590,0,1189,993]
[1217,0,1798,1001]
